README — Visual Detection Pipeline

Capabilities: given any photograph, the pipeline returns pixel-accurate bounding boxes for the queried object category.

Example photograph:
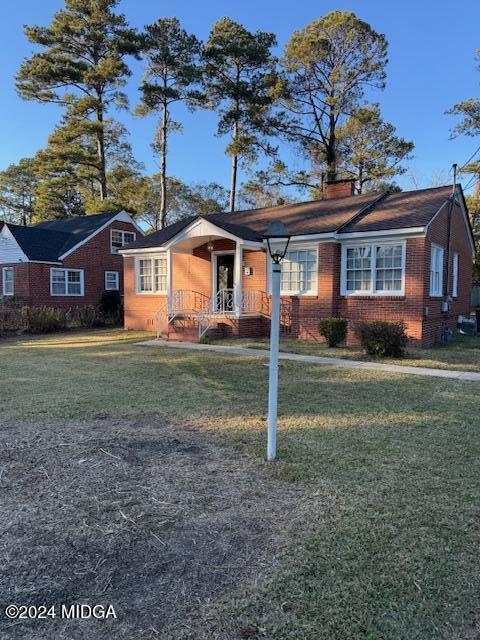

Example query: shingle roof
[3,211,123,262]
[34,211,120,256]
[126,185,457,250]
[8,224,71,262]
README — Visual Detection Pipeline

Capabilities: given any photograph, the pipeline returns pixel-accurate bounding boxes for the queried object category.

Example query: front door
[215,253,235,312]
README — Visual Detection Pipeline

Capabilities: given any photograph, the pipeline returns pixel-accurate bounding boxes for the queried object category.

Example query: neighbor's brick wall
[0,262,31,300]
[11,220,138,309]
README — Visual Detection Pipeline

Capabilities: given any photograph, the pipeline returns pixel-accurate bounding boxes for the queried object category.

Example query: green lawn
[1,329,480,638]
[213,333,480,372]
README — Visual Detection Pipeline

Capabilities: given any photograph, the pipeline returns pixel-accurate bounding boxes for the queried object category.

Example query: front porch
[154,217,287,341]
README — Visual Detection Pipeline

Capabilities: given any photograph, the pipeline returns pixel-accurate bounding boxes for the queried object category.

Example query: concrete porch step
[166,329,199,342]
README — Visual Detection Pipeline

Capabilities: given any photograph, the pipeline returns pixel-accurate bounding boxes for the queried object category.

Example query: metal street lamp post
[263,221,291,461]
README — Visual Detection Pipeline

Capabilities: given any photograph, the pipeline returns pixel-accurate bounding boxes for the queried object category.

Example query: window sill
[341,294,406,300]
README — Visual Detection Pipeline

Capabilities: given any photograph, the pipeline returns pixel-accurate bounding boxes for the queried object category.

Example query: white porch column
[167,248,173,315]
[234,242,243,317]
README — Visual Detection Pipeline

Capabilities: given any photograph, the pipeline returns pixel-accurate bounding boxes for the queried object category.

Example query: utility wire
[455,143,480,174]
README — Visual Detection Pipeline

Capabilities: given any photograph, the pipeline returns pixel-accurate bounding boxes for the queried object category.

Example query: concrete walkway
[138,339,480,381]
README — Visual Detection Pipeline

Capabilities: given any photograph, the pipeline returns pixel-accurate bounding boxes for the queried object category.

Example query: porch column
[234,242,243,317]
[167,248,173,315]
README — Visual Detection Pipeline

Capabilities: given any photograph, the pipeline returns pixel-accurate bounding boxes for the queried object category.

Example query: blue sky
[0,0,479,195]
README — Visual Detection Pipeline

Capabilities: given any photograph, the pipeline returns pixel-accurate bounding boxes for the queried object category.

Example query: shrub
[0,298,23,333]
[21,306,67,334]
[71,305,105,328]
[318,317,348,347]
[100,290,122,315]
[354,320,408,358]
[100,290,123,326]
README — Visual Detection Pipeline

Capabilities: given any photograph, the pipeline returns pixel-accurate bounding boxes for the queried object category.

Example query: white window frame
[2,267,14,296]
[429,243,444,298]
[105,271,120,291]
[110,229,136,254]
[267,243,318,296]
[452,252,459,298]
[135,254,168,295]
[50,268,84,297]
[341,240,406,297]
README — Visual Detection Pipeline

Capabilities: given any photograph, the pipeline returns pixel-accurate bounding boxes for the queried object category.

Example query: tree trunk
[96,103,108,200]
[326,104,337,182]
[159,101,168,230]
[357,164,363,194]
[229,121,239,212]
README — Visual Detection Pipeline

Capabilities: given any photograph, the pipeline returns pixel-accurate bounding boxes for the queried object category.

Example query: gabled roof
[1,211,137,262]
[125,185,458,251]
[7,224,71,262]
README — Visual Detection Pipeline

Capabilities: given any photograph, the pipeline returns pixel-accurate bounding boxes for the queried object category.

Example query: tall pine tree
[202,18,278,211]
[137,18,202,230]
[16,0,140,203]
[281,11,388,182]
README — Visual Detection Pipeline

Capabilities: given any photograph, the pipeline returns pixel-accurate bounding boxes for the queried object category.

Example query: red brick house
[0,211,142,307]
[120,182,475,347]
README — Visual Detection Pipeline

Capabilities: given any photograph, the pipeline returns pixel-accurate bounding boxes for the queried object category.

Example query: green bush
[21,306,68,334]
[71,305,105,328]
[354,320,408,358]
[318,317,348,347]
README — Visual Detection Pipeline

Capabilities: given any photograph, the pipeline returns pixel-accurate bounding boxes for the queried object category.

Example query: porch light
[264,221,291,264]
[207,241,214,252]
[263,220,291,462]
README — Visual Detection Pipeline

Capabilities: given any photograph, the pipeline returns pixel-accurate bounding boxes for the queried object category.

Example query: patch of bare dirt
[0,416,310,639]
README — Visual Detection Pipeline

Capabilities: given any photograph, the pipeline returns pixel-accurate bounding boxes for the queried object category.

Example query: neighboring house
[120,181,474,347]
[0,211,142,307]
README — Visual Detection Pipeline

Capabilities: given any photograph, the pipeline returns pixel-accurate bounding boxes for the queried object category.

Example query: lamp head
[264,221,291,264]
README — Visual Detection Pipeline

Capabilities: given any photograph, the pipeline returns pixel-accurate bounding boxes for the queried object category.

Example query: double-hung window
[342,242,405,296]
[429,244,444,297]
[137,256,168,294]
[111,229,136,253]
[50,268,84,296]
[105,271,119,291]
[279,246,318,295]
[452,252,459,298]
[2,267,14,296]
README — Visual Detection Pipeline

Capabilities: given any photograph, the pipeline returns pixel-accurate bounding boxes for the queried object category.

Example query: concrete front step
[166,329,199,342]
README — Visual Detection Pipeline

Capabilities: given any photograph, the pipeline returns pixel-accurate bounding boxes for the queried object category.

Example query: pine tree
[335,104,414,193]
[0,159,38,225]
[16,0,140,201]
[202,18,278,211]
[137,18,202,230]
[281,11,388,182]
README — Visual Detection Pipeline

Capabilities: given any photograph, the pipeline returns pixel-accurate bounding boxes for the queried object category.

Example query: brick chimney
[323,179,356,200]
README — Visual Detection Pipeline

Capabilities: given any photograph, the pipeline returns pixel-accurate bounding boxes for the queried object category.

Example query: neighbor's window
[111,229,136,253]
[429,244,444,297]
[105,271,119,291]
[280,246,318,295]
[50,268,84,296]
[2,267,14,296]
[342,242,405,295]
[452,252,459,298]
[137,256,167,293]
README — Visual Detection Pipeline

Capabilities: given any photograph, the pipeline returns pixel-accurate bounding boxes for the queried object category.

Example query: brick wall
[422,199,473,346]
[122,204,473,347]
[0,262,31,300]
[15,220,138,309]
